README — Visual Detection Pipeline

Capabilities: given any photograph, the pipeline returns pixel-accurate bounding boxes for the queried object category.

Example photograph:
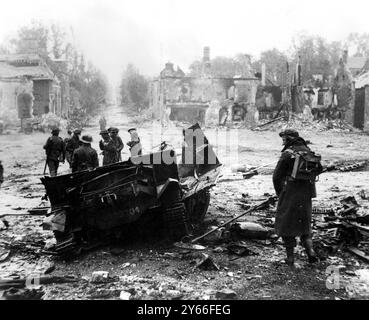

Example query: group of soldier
[43,126,142,177]
[42,122,322,269]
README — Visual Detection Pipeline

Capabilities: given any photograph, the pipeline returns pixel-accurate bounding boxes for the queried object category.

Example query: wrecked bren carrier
[41,124,221,256]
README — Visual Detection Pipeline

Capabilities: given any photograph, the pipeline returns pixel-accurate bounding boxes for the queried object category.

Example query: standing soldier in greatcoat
[71,134,99,172]
[99,130,119,165]
[65,129,82,168]
[108,127,124,161]
[273,129,322,267]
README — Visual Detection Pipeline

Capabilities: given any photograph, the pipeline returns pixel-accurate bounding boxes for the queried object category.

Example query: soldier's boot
[285,246,295,267]
[302,238,319,263]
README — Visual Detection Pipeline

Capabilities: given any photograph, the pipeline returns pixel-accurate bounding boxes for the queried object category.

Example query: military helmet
[279,129,299,138]
[81,135,93,143]
[74,129,82,134]
[100,130,109,135]
[51,127,60,134]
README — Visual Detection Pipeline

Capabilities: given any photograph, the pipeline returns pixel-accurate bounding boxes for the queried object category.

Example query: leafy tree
[345,33,369,57]
[188,60,203,77]
[252,48,288,85]
[0,44,10,54]
[50,23,66,59]
[290,33,341,84]
[10,20,49,57]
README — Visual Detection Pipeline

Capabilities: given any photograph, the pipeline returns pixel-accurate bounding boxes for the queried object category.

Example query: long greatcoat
[99,138,119,165]
[272,138,318,237]
[71,145,99,172]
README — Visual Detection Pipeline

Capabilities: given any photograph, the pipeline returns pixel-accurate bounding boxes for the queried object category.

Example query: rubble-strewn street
[3,1,369,304]
[1,105,369,300]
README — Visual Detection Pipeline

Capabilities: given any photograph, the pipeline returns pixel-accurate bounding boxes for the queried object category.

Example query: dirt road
[1,108,369,300]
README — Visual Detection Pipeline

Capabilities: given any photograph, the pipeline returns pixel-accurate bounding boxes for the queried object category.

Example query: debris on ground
[2,104,369,300]
[226,242,258,257]
[252,114,361,133]
[90,271,111,284]
[0,275,80,290]
[0,249,10,262]
[229,222,273,240]
[215,289,237,300]
[1,287,45,300]
[195,253,220,271]
[345,269,369,298]
[312,195,369,262]
[119,290,132,300]
[0,219,9,230]
[359,190,369,200]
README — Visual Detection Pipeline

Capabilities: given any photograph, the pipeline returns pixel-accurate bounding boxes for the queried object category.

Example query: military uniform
[273,138,316,237]
[273,129,321,266]
[109,128,124,161]
[66,131,82,167]
[43,133,66,177]
[71,135,99,172]
[72,146,99,172]
[99,131,119,165]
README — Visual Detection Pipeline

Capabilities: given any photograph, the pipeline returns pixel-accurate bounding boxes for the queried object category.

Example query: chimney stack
[203,46,210,63]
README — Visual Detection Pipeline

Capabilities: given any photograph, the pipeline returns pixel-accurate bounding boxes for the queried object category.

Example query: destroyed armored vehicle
[41,124,221,256]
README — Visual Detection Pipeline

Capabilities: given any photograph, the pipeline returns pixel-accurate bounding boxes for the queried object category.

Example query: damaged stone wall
[334,58,355,123]
[150,74,259,126]
[364,86,369,130]
[0,78,33,126]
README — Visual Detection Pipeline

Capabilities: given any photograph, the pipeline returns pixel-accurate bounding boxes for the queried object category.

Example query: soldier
[273,129,322,267]
[99,115,107,131]
[127,128,142,157]
[71,134,99,172]
[109,127,124,161]
[65,129,82,168]
[99,130,118,165]
[63,130,72,163]
[43,128,66,177]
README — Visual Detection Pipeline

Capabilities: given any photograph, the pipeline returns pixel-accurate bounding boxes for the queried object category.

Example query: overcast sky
[1,0,369,86]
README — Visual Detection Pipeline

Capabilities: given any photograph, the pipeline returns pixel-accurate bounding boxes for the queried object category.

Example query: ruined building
[333,50,355,122]
[149,47,259,126]
[0,54,62,126]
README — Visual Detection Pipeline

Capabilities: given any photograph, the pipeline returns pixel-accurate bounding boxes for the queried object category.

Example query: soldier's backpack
[288,149,323,182]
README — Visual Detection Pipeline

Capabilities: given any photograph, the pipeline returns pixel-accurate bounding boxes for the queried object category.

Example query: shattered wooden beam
[347,222,369,237]
[252,116,285,130]
[346,247,369,264]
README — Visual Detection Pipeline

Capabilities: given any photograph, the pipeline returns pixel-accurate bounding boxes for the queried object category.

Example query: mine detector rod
[184,196,277,245]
